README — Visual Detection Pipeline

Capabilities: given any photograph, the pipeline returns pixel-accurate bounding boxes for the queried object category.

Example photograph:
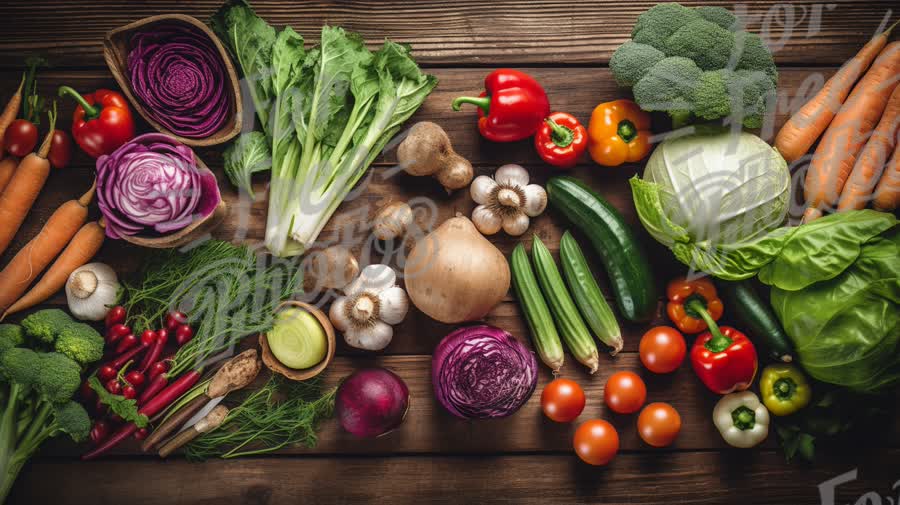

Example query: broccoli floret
[51,401,90,443]
[20,309,74,344]
[693,69,775,128]
[696,6,738,30]
[632,3,702,48]
[633,56,702,123]
[33,352,82,403]
[610,42,666,87]
[693,69,732,121]
[54,322,104,366]
[0,325,24,354]
[0,347,40,387]
[665,19,735,71]
[735,32,778,84]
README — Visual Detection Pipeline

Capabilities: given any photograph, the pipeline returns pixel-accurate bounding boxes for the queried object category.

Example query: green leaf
[223,131,272,198]
[89,376,148,428]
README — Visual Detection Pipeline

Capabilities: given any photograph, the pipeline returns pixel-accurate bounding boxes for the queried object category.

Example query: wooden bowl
[259,301,336,381]
[119,155,228,249]
[103,14,242,147]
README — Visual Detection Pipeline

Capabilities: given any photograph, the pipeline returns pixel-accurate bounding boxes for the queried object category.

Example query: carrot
[0,74,25,153]
[872,147,900,211]
[2,218,105,318]
[0,157,18,193]
[802,42,900,223]
[0,180,95,316]
[837,85,900,211]
[0,105,57,256]
[775,20,899,164]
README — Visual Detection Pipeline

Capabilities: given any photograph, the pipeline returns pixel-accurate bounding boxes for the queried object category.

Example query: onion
[404,215,510,323]
[432,325,537,419]
[127,24,232,138]
[335,368,409,438]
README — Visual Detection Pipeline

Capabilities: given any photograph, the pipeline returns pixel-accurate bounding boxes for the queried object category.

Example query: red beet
[335,368,409,438]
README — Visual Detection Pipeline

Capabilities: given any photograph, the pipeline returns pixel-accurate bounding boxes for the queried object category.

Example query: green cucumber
[559,231,623,355]
[510,244,565,372]
[547,176,657,322]
[718,280,794,363]
[531,235,600,374]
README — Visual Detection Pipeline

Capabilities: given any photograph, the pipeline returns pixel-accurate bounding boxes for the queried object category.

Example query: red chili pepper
[690,326,759,395]
[57,86,134,158]
[534,112,588,168]
[452,69,550,142]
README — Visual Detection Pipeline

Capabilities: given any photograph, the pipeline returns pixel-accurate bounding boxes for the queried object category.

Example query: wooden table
[3,1,899,503]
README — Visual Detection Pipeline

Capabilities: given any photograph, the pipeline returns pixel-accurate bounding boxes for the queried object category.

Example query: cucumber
[559,231,623,355]
[547,176,657,322]
[718,280,794,363]
[531,235,600,374]
[510,244,565,372]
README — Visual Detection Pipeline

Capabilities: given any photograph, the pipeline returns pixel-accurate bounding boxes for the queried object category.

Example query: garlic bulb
[470,164,547,236]
[66,263,120,321]
[329,265,409,351]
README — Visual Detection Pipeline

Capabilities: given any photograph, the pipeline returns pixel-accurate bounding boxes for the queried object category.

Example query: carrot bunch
[776,20,900,221]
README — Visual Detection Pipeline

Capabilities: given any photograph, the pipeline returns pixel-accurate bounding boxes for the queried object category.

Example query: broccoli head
[0,347,40,388]
[611,2,778,127]
[32,352,82,403]
[0,325,25,354]
[51,401,90,443]
[54,322,104,366]
[20,309,74,344]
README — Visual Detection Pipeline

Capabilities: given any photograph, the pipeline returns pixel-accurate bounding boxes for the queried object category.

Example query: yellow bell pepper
[760,364,811,416]
[587,99,652,166]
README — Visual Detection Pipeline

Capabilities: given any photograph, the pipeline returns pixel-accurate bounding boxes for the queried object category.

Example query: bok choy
[212,1,437,256]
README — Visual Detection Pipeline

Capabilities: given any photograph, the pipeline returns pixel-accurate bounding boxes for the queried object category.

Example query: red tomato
[639,326,687,374]
[573,419,619,466]
[541,378,586,423]
[604,371,647,414]
[4,119,38,157]
[48,129,72,168]
[637,403,682,448]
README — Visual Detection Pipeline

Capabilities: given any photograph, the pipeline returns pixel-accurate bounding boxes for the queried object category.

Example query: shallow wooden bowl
[259,301,336,381]
[119,156,228,249]
[102,14,242,147]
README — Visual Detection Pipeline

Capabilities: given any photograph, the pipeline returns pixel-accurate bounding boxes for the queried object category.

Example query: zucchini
[559,231,623,355]
[510,244,565,372]
[531,235,600,374]
[718,280,794,363]
[547,176,657,322]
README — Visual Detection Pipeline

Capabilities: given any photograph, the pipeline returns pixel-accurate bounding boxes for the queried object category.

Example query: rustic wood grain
[0,1,895,67]
[11,450,900,505]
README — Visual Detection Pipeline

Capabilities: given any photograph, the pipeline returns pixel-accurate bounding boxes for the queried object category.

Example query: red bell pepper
[534,112,587,168]
[691,326,758,395]
[451,69,550,142]
[58,86,134,158]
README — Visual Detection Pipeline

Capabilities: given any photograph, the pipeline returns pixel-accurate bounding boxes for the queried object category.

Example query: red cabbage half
[432,325,537,419]
[127,23,232,139]
[96,133,221,239]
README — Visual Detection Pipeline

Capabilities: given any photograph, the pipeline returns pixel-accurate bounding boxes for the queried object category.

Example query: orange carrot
[2,219,105,319]
[775,20,899,164]
[872,147,900,211]
[0,105,57,256]
[802,42,900,223]
[0,74,25,153]
[0,156,18,193]
[837,85,900,211]
[0,180,95,314]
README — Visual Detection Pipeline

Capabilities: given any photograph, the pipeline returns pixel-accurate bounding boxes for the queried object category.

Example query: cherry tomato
[97,365,117,382]
[639,326,687,374]
[105,379,122,395]
[90,420,110,445]
[122,384,137,400]
[573,419,619,466]
[541,378,586,423]
[125,370,145,389]
[175,324,194,346]
[133,428,149,441]
[105,306,127,329]
[4,119,38,157]
[604,371,647,414]
[165,311,188,331]
[48,129,72,169]
[637,403,682,448]
[155,328,169,346]
[140,330,157,347]
[149,361,168,380]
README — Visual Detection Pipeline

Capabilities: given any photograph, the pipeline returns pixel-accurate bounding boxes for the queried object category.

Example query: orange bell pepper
[587,99,652,167]
[666,277,724,334]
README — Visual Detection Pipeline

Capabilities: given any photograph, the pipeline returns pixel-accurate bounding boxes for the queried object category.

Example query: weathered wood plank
[0,1,893,67]
[11,450,900,505]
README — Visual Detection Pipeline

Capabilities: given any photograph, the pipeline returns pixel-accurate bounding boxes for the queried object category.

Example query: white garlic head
[469,164,547,236]
[328,264,409,351]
